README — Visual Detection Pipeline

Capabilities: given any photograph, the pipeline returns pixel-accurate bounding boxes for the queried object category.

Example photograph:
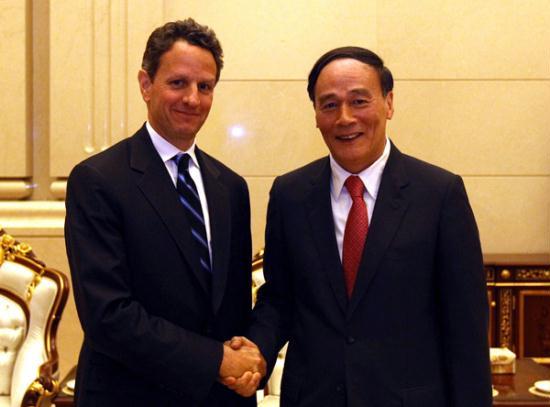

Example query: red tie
[342,176,369,297]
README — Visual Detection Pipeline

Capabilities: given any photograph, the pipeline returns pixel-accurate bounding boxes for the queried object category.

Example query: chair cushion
[0,296,26,395]
[258,395,280,407]
[267,356,285,397]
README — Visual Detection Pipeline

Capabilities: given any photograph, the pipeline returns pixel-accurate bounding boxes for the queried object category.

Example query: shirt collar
[146,121,200,168]
[330,137,391,200]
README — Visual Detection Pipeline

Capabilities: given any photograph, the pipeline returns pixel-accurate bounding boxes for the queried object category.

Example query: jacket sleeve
[64,162,223,402]
[248,177,293,379]
[436,175,492,406]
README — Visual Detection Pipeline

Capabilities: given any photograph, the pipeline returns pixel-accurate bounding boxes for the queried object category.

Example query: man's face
[314,58,394,174]
[138,40,217,150]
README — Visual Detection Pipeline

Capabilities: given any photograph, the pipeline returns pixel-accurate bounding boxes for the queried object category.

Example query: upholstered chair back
[0,289,28,404]
[0,230,68,407]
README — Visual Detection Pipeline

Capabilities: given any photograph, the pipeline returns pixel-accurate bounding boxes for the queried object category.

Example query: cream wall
[0,0,548,378]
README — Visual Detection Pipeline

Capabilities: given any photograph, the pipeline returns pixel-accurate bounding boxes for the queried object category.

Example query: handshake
[218,336,267,397]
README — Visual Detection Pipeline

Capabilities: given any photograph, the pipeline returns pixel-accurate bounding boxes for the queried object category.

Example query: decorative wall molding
[0,201,65,236]
[0,1,30,177]
[50,181,67,200]
[50,0,129,177]
[0,181,32,199]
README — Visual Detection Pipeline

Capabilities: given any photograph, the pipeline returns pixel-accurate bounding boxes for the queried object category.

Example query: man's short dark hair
[142,18,224,82]
[307,46,393,102]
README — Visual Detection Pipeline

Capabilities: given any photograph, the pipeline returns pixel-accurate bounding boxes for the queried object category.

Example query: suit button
[346,336,355,344]
[336,384,344,393]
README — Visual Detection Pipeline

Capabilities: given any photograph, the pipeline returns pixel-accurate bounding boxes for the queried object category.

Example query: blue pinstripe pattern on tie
[174,153,211,273]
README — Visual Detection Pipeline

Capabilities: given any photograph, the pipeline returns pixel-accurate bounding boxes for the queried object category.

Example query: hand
[219,336,266,397]
[226,336,267,377]
[221,370,262,397]
[219,337,265,377]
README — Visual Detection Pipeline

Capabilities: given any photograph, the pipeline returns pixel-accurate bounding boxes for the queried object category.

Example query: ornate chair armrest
[21,375,59,407]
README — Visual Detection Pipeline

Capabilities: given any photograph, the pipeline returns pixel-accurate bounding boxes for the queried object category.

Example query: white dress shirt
[330,138,391,260]
[146,122,212,259]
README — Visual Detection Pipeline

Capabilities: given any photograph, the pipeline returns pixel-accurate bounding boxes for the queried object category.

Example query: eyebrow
[317,93,337,105]
[165,73,216,82]
[317,88,373,105]
[349,88,373,98]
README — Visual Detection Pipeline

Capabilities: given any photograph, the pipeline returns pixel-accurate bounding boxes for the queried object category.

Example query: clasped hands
[219,336,266,397]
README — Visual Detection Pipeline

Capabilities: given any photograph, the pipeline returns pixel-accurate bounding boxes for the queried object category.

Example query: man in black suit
[65,19,264,407]
[241,47,492,406]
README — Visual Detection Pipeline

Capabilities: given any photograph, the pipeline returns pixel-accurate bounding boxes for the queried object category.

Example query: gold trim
[499,289,513,349]
[516,268,550,281]
[22,377,60,405]
[25,271,43,302]
[493,282,550,287]
[0,233,47,302]
[42,265,68,366]
[1,232,34,262]
[500,269,512,280]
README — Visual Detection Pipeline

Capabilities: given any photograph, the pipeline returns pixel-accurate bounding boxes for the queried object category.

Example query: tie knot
[174,153,191,173]
[344,176,365,198]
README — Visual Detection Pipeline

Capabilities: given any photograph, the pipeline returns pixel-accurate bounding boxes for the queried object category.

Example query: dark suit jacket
[250,143,492,407]
[65,124,254,407]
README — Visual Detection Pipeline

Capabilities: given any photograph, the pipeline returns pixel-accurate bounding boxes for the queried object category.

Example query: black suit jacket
[250,143,492,407]
[65,124,254,407]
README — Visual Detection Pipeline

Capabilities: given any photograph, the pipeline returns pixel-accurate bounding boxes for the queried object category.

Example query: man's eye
[322,102,337,110]
[352,99,367,106]
[199,83,213,92]
[170,80,184,88]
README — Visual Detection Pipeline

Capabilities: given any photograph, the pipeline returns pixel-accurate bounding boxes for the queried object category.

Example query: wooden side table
[484,253,550,362]
[493,359,550,406]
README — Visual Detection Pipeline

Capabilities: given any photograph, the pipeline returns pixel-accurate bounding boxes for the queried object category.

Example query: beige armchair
[0,228,68,407]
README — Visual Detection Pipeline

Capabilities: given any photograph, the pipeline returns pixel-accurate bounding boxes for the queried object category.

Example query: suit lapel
[305,158,348,314]
[347,143,410,319]
[196,148,231,315]
[129,125,211,296]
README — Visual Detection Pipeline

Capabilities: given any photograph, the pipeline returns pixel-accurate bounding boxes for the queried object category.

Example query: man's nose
[183,86,200,107]
[336,105,355,125]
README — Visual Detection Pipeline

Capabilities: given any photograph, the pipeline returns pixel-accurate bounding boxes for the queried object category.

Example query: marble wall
[0,0,548,377]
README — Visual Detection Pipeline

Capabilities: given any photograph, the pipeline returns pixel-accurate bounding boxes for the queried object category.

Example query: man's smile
[336,132,363,141]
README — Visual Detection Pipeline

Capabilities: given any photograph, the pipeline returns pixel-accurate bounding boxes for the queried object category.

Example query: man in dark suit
[65,19,264,407]
[243,47,492,406]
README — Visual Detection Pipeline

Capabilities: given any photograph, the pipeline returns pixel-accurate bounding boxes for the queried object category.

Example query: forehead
[315,58,382,96]
[157,40,216,77]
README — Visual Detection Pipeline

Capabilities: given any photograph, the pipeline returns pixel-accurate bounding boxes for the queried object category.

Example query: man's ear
[138,69,153,102]
[385,90,394,120]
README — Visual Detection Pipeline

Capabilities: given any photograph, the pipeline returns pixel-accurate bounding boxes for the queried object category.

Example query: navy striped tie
[174,153,211,274]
